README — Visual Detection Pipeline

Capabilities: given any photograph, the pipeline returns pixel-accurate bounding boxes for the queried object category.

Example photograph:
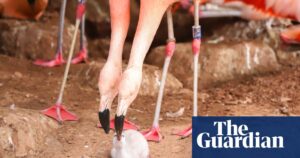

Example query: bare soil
[0,53,300,157]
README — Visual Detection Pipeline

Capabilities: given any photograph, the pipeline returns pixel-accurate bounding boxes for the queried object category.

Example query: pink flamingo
[172,0,300,139]
[0,0,48,20]
[34,0,88,67]
[98,0,182,135]
[141,7,177,142]
[179,0,300,44]
[209,0,300,44]
[42,0,86,122]
[98,0,300,141]
[142,0,202,141]
[98,0,202,142]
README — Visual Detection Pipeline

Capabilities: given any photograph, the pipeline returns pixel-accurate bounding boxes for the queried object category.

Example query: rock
[0,107,58,157]
[76,60,183,96]
[46,0,62,12]
[209,19,290,44]
[141,64,183,96]
[84,0,111,38]
[49,0,111,38]
[146,40,280,89]
[87,38,132,60]
[210,20,269,42]
[151,10,195,46]
[166,107,185,118]
[86,39,110,60]
[276,46,300,66]
[0,17,79,60]
[13,72,23,78]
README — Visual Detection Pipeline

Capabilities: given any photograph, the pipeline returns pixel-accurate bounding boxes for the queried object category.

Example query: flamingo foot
[98,119,139,130]
[281,34,300,44]
[42,104,78,122]
[142,126,163,142]
[34,53,65,67]
[280,26,300,44]
[172,125,192,138]
[71,48,88,64]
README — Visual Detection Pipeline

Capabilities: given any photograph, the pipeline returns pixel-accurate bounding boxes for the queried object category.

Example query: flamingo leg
[114,0,177,140]
[142,7,176,142]
[98,0,138,134]
[173,0,201,138]
[71,13,88,64]
[281,25,300,44]
[34,0,67,67]
[42,0,86,122]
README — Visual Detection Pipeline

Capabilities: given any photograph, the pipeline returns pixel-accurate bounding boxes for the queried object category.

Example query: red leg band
[165,41,176,57]
[76,4,86,20]
[192,39,201,55]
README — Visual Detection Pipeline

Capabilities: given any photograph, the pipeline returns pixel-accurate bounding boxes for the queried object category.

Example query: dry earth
[0,53,299,157]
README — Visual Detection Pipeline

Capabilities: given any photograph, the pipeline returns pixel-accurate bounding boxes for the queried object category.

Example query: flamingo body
[0,0,48,20]
[111,130,150,158]
[222,0,300,21]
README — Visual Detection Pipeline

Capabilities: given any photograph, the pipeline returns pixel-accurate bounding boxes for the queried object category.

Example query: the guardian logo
[197,120,284,149]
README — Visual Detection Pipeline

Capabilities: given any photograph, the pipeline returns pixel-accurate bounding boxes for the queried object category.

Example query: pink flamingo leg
[114,0,177,140]
[42,0,86,122]
[34,0,67,67]
[173,0,201,138]
[280,25,300,44]
[142,7,176,142]
[98,0,138,134]
[72,13,88,64]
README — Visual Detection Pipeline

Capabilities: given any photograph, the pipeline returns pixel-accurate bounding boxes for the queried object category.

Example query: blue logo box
[192,117,300,158]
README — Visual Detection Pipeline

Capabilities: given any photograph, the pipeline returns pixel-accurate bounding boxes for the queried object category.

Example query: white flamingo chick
[111,130,150,158]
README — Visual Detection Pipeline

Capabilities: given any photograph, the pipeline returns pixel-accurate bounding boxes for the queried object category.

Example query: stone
[0,107,58,157]
[87,38,132,60]
[146,40,280,89]
[76,60,183,96]
[0,17,79,60]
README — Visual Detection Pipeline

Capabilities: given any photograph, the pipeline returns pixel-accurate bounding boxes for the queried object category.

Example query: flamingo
[98,0,202,142]
[0,0,87,121]
[215,0,300,20]
[33,0,88,67]
[281,25,300,44]
[111,129,149,158]
[158,0,300,139]
[210,0,300,44]
[42,0,86,122]
[178,0,300,44]
[98,0,206,139]
[141,7,177,141]
[141,0,202,140]
[0,0,48,20]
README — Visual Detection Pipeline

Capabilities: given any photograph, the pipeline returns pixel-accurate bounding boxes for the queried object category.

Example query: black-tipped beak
[115,115,125,141]
[98,109,110,134]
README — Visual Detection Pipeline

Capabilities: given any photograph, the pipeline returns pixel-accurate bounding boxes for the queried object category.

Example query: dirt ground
[1,1,300,157]
[0,50,300,157]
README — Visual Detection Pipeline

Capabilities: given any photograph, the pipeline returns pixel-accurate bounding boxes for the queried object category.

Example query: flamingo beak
[115,115,125,141]
[98,109,110,134]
